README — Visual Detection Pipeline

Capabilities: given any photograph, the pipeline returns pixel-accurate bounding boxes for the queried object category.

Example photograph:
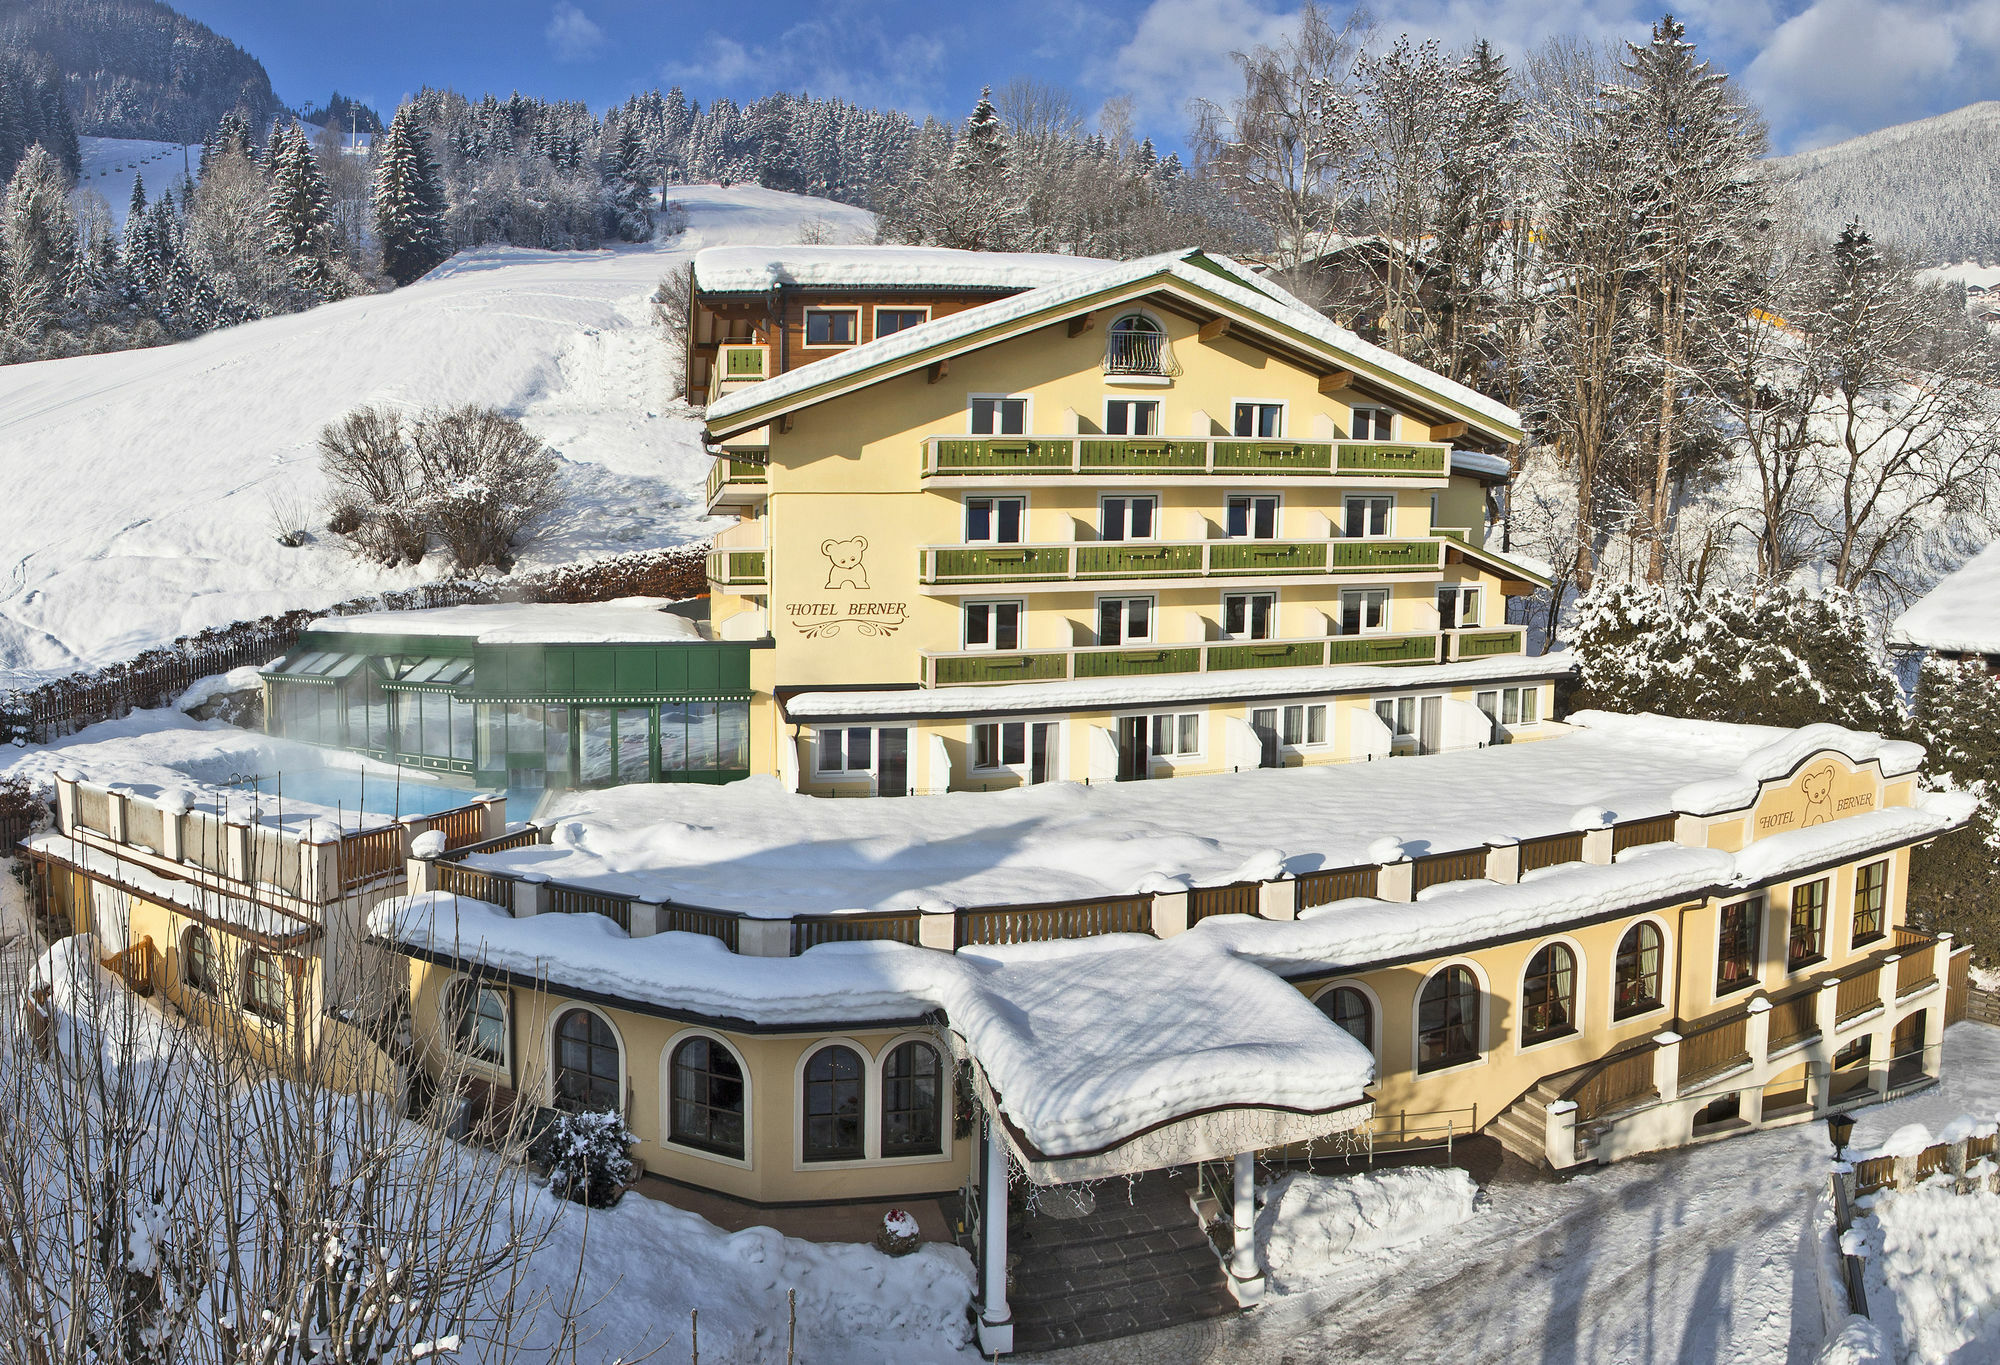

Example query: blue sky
[175,0,2000,155]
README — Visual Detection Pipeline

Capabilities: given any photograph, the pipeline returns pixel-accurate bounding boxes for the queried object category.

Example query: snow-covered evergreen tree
[0,142,77,354]
[373,105,449,285]
[263,121,342,302]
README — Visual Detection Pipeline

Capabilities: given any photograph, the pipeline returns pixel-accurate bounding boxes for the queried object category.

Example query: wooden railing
[1837,967,1883,1022]
[956,895,1152,948]
[1188,881,1260,923]
[451,826,544,857]
[1517,831,1583,876]
[657,905,741,952]
[546,884,633,933]
[101,936,156,999]
[922,434,1454,480]
[918,537,1445,587]
[1895,927,1938,994]
[1768,992,1819,1051]
[1565,1046,1657,1123]
[431,805,487,851]
[1678,1014,1750,1087]
[1612,815,1677,855]
[791,912,922,954]
[1297,865,1379,911]
[340,825,405,890]
[922,631,1445,687]
[1412,848,1489,894]
[438,861,513,906]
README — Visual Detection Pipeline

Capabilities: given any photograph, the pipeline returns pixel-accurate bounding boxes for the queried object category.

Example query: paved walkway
[1015,1024,2000,1365]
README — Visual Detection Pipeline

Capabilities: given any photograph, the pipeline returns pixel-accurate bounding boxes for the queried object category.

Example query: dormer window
[1105,314,1171,376]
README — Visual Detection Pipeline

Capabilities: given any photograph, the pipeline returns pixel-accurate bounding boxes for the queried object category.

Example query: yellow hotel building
[16,248,1980,1356]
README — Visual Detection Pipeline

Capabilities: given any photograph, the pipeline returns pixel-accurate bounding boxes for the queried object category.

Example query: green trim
[1339,443,1449,475]
[926,546,1070,581]
[1074,543,1203,578]
[1208,641,1325,671]
[930,652,1069,686]
[1328,539,1442,572]
[932,437,1071,471]
[1073,647,1201,678]
[1212,441,1329,471]
[1456,629,1525,658]
[1208,541,1327,574]
[1080,439,1207,472]
[1326,634,1438,666]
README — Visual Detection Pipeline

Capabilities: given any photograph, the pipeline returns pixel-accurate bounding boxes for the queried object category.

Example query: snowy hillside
[77,137,205,229]
[1767,103,2000,263]
[0,185,874,686]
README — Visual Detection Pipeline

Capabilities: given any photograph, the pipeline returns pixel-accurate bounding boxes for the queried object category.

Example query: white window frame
[1438,583,1482,629]
[1373,694,1422,741]
[1222,590,1278,641]
[440,972,510,1077]
[871,304,931,339]
[870,1032,956,1167]
[802,306,860,349]
[1103,397,1163,436]
[1096,594,1156,646]
[962,599,1024,652]
[544,1002,627,1116]
[1311,978,1382,1063]
[1098,492,1160,542]
[968,393,1032,436]
[1340,587,1391,636]
[1410,959,1490,1077]
[1225,491,1283,540]
[1230,398,1288,439]
[1349,404,1396,441]
[964,494,1026,545]
[660,1027,755,1170]
[1343,493,1394,539]
[1476,685,1542,729]
[1279,701,1330,750]
[1141,710,1204,761]
[794,1036,876,1170]
[814,726,876,777]
[1517,935,1588,1054]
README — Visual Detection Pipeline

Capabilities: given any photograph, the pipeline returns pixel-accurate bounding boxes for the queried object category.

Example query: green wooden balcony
[920,631,1452,686]
[1450,627,1527,659]
[705,456,768,510]
[922,436,1453,479]
[706,549,767,589]
[919,538,1443,586]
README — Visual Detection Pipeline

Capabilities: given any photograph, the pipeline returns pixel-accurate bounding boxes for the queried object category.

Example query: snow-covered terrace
[304,597,707,646]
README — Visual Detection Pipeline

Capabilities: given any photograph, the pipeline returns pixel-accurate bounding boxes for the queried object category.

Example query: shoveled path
[1016,1023,2000,1365]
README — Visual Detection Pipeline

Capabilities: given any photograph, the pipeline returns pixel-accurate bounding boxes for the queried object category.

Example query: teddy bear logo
[1800,763,1836,827]
[821,537,869,590]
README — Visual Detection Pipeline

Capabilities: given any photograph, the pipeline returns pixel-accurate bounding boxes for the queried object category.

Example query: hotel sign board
[1750,753,1878,839]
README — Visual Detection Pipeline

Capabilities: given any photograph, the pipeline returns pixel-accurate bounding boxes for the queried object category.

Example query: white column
[977,1120,1013,1355]
[1228,1150,1265,1305]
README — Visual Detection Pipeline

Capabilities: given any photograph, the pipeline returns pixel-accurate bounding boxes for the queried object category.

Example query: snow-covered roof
[1450,450,1513,481]
[307,598,704,647]
[691,245,1115,294]
[457,711,1927,917]
[370,893,1376,1160]
[26,833,319,941]
[785,651,1573,722]
[705,249,1524,443]
[1891,544,2000,653]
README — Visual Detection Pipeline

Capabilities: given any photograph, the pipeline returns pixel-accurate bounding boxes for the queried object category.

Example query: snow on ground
[1254,1167,1480,1292]
[0,184,871,686]
[75,137,204,229]
[1890,540,2000,653]
[1019,1024,2000,1365]
[1851,1180,2000,1362]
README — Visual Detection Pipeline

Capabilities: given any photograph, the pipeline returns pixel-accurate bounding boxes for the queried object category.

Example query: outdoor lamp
[1827,1113,1855,1160]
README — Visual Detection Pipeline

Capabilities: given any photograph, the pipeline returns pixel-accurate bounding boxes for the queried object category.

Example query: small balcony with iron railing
[1102,329,1182,378]
[920,435,1453,483]
[917,536,1446,592]
[704,455,769,514]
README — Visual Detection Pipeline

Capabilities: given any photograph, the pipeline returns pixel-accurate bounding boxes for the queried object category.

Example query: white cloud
[546,2,606,64]
[665,3,950,114]
[1743,0,2000,151]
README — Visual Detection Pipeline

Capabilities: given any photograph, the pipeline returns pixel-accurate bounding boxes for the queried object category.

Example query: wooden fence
[339,826,406,890]
[790,912,921,954]
[1678,1013,1750,1087]
[437,861,514,906]
[1412,849,1488,894]
[1768,992,1819,1051]
[1189,881,1260,923]
[0,545,710,745]
[1518,831,1584,876]
[1611,815,1677,855]
[1836,967,1882,1023]
[1296,865,1379,911]
[430,805,487,851]
[547,884,634,933]
[956,895,1152,948]
[1564,1046,1657,1123]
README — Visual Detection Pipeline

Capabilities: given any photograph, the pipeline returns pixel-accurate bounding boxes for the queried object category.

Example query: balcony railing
[1103,331,1179,376]
[720,342,769,380]
[921,631,1452,687]
[919,537,1444,587]
[705,456,768,509]
[922,435,1452,480]
[706,548,767,589]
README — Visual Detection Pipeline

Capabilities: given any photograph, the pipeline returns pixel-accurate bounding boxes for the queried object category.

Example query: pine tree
[264,122,339,301]
[1,143,79,350]
[374,106,449,285]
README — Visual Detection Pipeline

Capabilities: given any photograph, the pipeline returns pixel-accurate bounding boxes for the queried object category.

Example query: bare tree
[1189,3,1371,272]
[411,406,563,574]
[317,404,428,566]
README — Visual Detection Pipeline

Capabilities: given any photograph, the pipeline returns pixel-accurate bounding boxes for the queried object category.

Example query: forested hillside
[0,0,278,143]
[1767,102,2000,265]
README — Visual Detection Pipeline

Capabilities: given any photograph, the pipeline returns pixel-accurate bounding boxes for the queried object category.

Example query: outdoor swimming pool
[222,768,526,821]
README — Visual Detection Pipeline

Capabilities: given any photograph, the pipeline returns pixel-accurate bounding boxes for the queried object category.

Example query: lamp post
[1827,1112,1855,1162]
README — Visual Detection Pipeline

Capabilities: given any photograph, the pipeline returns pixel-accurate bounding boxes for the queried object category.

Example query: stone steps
[1007,1171,1240,1354]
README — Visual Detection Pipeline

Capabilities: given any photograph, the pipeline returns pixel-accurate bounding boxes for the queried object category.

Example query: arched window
[670,1035,746,1159]
[1106,313,1167,375]
[444,977,507,1065]
[1316,986,1374,1053]
[182,927,216,996]
[1614,923,1665,1020]
[881,1040,943,1158]
[243,948,287,1022]
[803,1044,865,1162]
[1417,966,1480,1072]
[552,1008,621,1113]
[1521,944,1577,1044]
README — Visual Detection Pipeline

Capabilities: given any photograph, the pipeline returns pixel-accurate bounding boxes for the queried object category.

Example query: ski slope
[76,137,205,228]
[0,185,873,687]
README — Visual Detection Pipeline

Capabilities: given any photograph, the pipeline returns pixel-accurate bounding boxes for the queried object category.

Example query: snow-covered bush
[1906,657,2000,960]
[1253,1168,1480,1293]
[318,402,561,572]
[541,1108,638,1209]
[874,1208,922,1257]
